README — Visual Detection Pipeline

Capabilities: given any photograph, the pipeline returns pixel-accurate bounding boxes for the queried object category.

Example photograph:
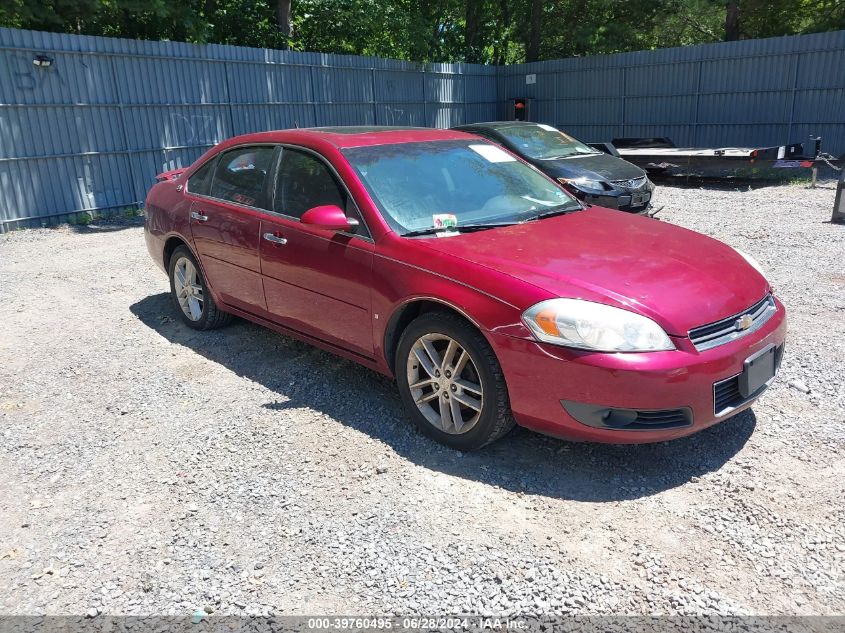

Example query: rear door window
[187,157,216,196]
[210,146,276,209]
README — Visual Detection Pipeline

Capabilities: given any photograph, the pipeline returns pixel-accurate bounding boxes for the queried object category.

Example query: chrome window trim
[184,142,374,243]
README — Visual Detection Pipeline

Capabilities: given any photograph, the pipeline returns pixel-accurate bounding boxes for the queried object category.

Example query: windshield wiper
[401,222,520,237]
[541,151,600,160]
[529,203,584,220]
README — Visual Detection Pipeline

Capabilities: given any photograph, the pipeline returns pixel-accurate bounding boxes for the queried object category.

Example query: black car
[454,121,656,214]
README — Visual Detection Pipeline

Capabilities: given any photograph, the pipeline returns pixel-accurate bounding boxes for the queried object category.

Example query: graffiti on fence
[168,112,217,147]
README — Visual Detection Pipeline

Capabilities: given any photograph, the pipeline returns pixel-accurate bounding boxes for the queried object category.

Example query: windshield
[342,140,579,235]
[497,124,597,160]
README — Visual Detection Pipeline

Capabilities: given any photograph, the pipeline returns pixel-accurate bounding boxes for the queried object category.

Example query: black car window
[209,146,275,209]
[274,148,370,237]
[187,157,216,196]
[275,148,346,219]
[497,125,598,160]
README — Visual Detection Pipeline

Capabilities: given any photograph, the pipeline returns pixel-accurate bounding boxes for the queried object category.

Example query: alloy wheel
[406,333,484,435]
[173,256,204,321]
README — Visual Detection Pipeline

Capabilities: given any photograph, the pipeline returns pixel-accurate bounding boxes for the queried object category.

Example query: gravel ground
[0,181,843,618]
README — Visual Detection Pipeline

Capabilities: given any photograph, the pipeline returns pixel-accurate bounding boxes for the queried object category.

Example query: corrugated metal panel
[625,95,696,125]
[123,104,231,150]
[116,56,229,104]
[625,62,699,96]
[314,103,375,127]
[224,62,313,104]
[0,28,496,230]
[557,98,623,126]
[510,30,845,154]
[312,67,373,103]
[230,104,316,135]
[0,105,123,158]
[425,74,465,104]
[698,92,792,124]
[374,70,424,103]
[0,51,117,105]
[0,153,133,225]
[374,103,426,127]
[426,105,464,128]
[694,124,790,147]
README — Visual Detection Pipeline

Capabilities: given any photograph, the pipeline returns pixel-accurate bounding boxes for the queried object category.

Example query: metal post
[810,166,818,189]
[833,168,845,223]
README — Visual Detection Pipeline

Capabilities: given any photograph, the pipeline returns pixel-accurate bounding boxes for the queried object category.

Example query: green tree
[1,0,844,62]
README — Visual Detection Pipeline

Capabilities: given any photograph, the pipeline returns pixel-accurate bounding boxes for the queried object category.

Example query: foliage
[1,0,844,63]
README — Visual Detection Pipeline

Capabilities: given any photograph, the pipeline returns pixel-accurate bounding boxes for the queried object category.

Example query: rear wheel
[168,246,231,330]
[396,312,515,450]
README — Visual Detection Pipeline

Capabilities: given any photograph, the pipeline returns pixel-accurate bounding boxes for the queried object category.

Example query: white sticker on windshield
[432,213,457,229]
[469,144,516,163]
[537,124,558,132]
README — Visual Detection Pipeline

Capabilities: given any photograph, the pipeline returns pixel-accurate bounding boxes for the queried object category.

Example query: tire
[396,311,515,450]
[167,245,232,330]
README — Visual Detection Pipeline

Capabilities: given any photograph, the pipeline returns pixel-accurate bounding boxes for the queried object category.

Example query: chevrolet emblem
[735,314,753,331]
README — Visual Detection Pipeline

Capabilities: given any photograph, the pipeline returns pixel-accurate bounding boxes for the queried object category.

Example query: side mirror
[300,205,359,232]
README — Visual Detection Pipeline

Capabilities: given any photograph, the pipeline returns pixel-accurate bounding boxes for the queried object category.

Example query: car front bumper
[489,297,787,443]
[577,181,656,213]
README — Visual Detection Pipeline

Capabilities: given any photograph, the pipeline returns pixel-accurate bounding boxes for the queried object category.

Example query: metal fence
[0,27,497,231]
[1,26,844,231]
[498,29,845,156]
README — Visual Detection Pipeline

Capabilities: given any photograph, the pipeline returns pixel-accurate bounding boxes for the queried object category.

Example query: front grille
[689,294,776,352]
[610,176,647,190]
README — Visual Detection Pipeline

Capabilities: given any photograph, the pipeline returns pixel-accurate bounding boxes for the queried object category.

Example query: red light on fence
[512,98,529,121]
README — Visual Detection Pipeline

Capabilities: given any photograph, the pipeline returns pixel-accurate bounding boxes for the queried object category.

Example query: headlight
[734,248,766,278]
[522,298,675,352]
[558,177,605,195]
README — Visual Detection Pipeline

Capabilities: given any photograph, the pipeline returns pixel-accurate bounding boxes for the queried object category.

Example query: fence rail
[1,27,844,231]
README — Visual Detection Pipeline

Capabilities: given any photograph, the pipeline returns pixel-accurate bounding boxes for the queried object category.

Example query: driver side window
[274,148,369,237]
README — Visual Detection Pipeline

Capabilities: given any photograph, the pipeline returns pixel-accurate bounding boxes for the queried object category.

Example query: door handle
[190,211,208,222]
[263,232,287,246]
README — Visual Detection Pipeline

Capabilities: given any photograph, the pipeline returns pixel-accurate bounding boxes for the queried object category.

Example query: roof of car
[226,126,478,149]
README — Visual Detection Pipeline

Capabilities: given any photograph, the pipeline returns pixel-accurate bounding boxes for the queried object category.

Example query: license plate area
[739,344,776,398]
[631,192,651,207]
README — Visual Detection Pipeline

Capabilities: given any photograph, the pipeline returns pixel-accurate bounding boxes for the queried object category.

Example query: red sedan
[144,127,786,450]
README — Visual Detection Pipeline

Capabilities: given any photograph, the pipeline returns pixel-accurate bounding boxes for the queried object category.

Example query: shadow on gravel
[131,293,755,502]
[65,218,144,234]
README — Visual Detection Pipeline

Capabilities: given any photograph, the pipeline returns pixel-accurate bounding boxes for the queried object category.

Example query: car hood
[534,152,645,182]
[416,207,769,336]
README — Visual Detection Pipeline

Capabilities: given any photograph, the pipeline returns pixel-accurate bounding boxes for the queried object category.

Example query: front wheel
[168,246,232,330]
[396,312,515,450]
